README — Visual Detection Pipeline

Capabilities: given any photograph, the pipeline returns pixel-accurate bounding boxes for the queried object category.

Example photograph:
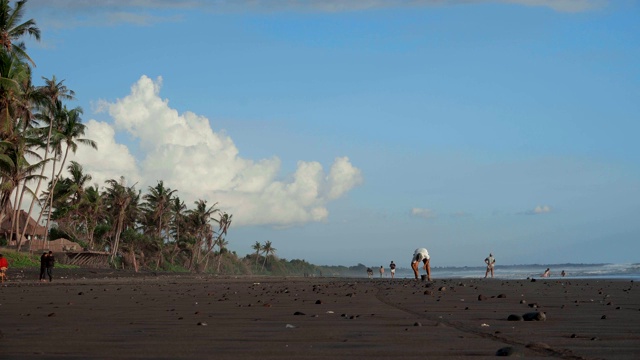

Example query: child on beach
[366,267,373,279]
[389,261,396,278]
[379,266,385,278]
[0,253,8,282]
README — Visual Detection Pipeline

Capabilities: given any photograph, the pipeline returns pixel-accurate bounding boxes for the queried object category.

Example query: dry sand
[1,269,639,359]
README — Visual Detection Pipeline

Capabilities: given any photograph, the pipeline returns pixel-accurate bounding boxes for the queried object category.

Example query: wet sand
[1,270,639,359]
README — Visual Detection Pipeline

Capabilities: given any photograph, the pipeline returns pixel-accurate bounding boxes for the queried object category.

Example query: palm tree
[26,76,75,243]
[261,240,276,271]
[27,106,95,243]
[77,184,104,250]
[142,180,176,241]
[214,212,232,273]
[0,0,40,66]
[103,177,137,264]
[251,241,262,270]
[185,199,218,271]
[0,130,46,249]
[168,196,186,264]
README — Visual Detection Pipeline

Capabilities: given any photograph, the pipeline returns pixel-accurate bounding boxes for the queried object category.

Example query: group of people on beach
[0,251,55,284]
[367,261,398,279]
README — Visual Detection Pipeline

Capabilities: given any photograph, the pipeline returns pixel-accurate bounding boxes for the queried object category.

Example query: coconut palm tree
[142,180,176,241]
[185,199,218,271]
[168,196,186,264]
[103,177,138,264]
[77,184,104,250]
[251,241,262,270]
[0,0,40,66]
[28,106,95,242]
[261,240,276,271]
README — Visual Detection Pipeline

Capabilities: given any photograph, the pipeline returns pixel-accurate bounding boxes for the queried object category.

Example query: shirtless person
[411,248,431,281]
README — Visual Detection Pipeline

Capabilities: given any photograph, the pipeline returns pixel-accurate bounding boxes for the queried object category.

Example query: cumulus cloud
[411,207,436,219]
[522,205,553,215]
[27,0,607,28]
[68,75,362,227]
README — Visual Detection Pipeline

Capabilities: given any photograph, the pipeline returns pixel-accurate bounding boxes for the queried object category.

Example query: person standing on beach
[39,252,48,282]
[0,253,8,282]
[484,253,496,278]
[367,267,373,279]
[411,248,431,281]
[389,261,396,278]
[45,251,55,282]
[379,266,385,278]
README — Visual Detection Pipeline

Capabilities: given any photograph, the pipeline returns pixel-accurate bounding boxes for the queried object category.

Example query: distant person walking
[484,253,496,278]
[542,268,551,278]
[39,252,48,282]
[561,270,566,277]
[366,267,373,279]
[0,253,8,283]
[389,261,396,278]
[411,248,431,281]
[379,266,385,278]
[45,251,55,282]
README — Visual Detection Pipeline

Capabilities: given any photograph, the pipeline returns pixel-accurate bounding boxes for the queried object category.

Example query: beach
[1,270,639,359]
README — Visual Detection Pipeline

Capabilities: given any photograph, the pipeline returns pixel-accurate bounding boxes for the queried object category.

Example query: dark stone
[495,346,524,357]
[315,300,323,304]
[414,322,422,327]
[507,314,523,321]
[293,311,305,315]
[601,315,606,319]
[478,294,488,301]
[522,311,546,321]
[497,294,507,298]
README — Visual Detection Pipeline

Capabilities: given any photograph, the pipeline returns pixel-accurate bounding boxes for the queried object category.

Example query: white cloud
[411,207,436,219]
[68,75,362,227]
[522,205,553,215]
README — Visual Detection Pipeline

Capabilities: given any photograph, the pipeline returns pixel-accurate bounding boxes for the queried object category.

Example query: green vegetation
[1,249,78,269]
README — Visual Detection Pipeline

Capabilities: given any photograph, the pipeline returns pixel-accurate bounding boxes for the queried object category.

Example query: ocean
[380,263,640,280]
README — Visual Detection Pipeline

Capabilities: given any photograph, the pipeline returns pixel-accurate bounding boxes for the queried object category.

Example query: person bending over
[411,248,431,281]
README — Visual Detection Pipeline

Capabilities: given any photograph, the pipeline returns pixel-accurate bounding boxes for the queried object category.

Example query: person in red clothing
[0,253,9,283]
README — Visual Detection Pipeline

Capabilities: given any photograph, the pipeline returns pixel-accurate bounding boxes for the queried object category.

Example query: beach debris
[497,294,507,298]
[285,324,296,329]
[326,311,334,314]
[414,322,422,327]
[600,315,607,319]
[293,311,305,316]
[197,322,207,326]
[481,323,490,327]
[495,346,524,357]
[519,300,527,304]
[570,333,577,338]
[507,314,523,321]
[522,311,546,321]
[315,300,323,304]
[47,313,56,317]
[478,294,488,301]
[438,286,447,292]
[528,303,539,308]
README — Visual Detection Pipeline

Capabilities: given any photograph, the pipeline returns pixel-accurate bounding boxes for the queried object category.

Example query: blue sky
[24,0,639,267]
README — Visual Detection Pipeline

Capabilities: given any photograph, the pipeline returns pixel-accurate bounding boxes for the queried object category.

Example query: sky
[22,0,640,267]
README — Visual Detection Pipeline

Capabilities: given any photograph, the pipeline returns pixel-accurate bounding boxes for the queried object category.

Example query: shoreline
[1,271,639,359]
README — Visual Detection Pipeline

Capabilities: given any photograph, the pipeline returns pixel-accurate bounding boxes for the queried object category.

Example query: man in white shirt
[411,248,431,281]
[484,253,495,278]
